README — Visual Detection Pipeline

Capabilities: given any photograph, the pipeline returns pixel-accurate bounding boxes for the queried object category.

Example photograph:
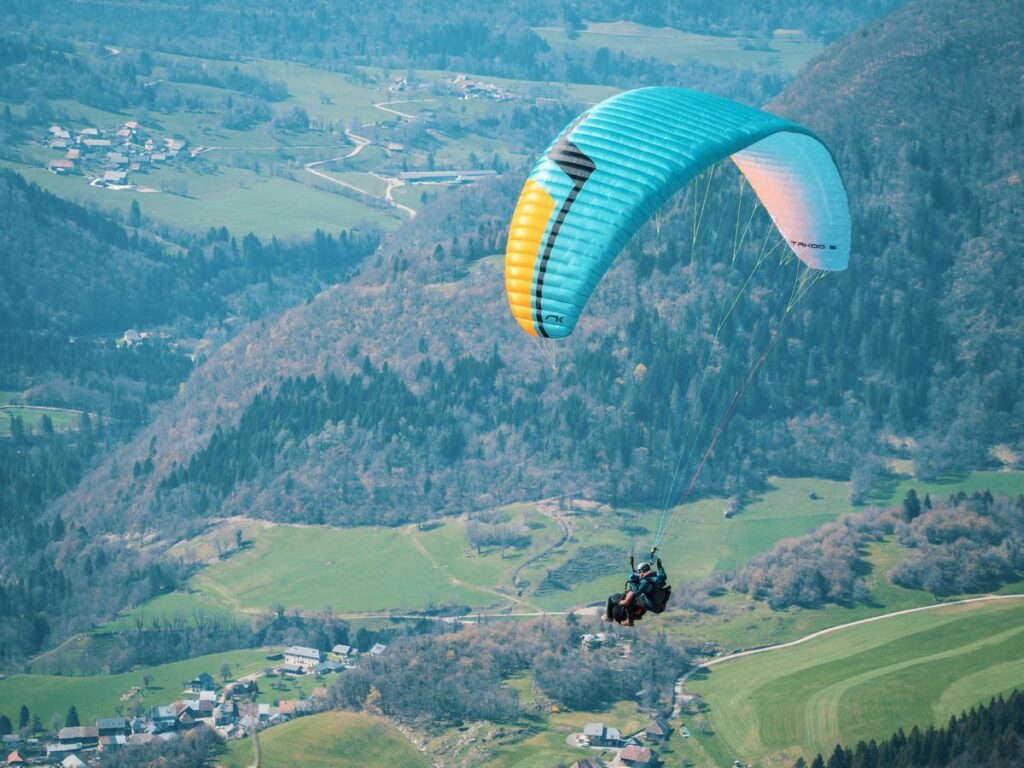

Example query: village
[1,643,385,767]
[40,70,517,196]
[43,120,194,191]
[1,630,712,768]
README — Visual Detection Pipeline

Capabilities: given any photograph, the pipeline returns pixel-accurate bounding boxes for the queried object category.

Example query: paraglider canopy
[505,87,850,339]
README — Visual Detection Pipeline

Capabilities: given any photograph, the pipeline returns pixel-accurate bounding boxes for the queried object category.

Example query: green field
[90,471,1024,641]
[0,648,276,728]
[116,472,1024,624]
[535,22,823,75]
[188,507,567,614]
[523,477,855,611]
[0,405,84,436]
[871,470,1024,506]
[479,702,646,768]
[686,598,1024,766]
[674,470,1024,650]
[219,710,432,768]
[172,478,853,617]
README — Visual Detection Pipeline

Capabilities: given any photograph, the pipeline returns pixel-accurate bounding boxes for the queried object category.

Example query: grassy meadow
[686,597,1024,766]
[523,477,855,611]
[218,710,432,768]
[162,477,854,617]
[97,471,1024,627]
[0,390,87,436]
[186,504,567,614]
[535,22,823,75]
[870,469,1024,506]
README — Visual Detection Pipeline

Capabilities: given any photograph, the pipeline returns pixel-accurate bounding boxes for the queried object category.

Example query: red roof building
[617,745,654,767]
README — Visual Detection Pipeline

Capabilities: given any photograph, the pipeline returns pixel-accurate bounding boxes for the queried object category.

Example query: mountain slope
[53,0,1024,546]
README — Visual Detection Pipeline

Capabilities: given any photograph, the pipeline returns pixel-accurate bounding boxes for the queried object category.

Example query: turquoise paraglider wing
[505,87,850,339]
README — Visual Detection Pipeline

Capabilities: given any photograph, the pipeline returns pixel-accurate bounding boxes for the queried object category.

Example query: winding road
[303,129,416,218]
[373,99,437,120]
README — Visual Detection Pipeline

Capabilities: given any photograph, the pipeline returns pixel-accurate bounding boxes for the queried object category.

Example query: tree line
[681,489,1024,612]
[795,689,1024,768]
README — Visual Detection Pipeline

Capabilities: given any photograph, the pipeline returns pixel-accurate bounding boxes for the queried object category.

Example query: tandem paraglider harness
[631,548,671,614]
[606,548,672,625]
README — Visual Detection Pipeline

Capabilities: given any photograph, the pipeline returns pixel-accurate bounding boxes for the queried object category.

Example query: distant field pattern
[535,22,823,75]
[687,598,1024,764]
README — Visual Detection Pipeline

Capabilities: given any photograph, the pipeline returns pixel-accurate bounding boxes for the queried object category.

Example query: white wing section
[732,131,850,271]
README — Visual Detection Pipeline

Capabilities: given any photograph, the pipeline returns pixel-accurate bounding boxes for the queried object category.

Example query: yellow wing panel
[505,179,556,337]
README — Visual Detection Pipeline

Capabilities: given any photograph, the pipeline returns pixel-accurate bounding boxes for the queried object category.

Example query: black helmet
[637,561,652,573]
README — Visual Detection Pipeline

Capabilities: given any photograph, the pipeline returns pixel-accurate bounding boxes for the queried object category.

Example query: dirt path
[380,174,417,219]
[400,524,541,612]
[373,99,436,120]
[672,593,1024,717]
[247,702,261,768]
[511,496,574,595]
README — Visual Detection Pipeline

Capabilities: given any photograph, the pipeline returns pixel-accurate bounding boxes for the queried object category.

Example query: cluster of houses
[447,74,518,102]
[569,718,674,768]
[3,643,385,766]
[43,122,190,189]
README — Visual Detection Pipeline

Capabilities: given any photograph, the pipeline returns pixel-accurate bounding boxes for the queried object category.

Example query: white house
[284,645,321,669]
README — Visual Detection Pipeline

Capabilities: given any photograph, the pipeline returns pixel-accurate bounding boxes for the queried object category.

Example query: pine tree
[65,705,80,728]
[902,489,922,521]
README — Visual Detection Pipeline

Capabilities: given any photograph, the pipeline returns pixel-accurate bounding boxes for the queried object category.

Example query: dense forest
[796,690,1024,768]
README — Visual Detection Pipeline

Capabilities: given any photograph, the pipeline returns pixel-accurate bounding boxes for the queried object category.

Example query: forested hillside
[0,171,375,665]
[0,170,378,335]
[770,0,1024,476]
[49,0,1024,545]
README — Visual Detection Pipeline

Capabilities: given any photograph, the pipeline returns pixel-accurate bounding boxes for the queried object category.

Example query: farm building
[615,745,655,768]
[642,719,672,743]
[190,672,215,692]
[398,169,498,184]
[58,726,98,746]
[48,159,74,174]
[582,722,621,747]
[284,645,322,668]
